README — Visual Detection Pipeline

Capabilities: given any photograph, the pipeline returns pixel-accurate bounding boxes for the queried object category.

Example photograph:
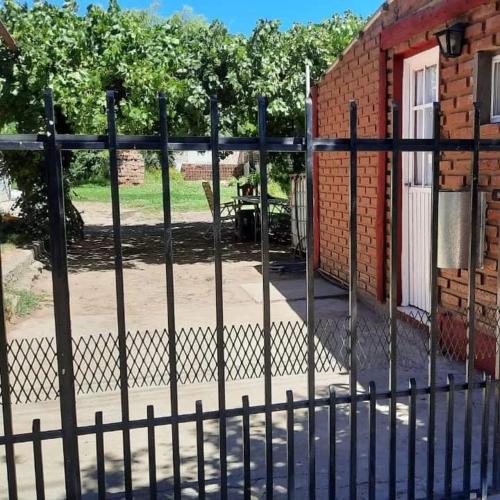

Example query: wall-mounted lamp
[435,23,468,58]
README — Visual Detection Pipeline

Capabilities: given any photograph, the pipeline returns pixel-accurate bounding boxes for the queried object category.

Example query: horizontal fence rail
[0,379,498,499]
[0,91,499,498]
[0,379,494,442]
[3,134,500,153]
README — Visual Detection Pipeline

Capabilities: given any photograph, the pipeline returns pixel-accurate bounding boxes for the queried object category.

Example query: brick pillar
[117,150,145,185]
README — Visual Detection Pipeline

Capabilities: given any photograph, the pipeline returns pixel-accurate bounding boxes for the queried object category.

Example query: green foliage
[0,0,364,236]
[228,171,261,188]
[73,169,235,212]
[141,151,161,171]
[4,287,45,321]
[168,167,184,182]
[69,151,109,185]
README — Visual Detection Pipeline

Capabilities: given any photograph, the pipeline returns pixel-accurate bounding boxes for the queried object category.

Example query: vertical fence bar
[43,88,81,499]
[368,381,376,500]
[329,386,336,498]
[480,376,490,499]
[0,241,17,498]
[32,419,45,500]
[494,380,500,490]
[210,96,228,498]
[389,101,399,500]
[196,400,205,500]
[407,378,417,500]
[463,102,481,496]
[494,252,500,489]
[427,101,441,498]
[158,93,182,499]
[105,91,132,498]
[445,374,455,499]
[258,95,273,499]
[147,405,157,500]
[95,411,106,500]
[305,94,316,499]
[242,395,251,500]
[348,100,358,500]
[286,390,295,498]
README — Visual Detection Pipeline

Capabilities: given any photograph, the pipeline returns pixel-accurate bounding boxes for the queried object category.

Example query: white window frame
[490,54,500,123]
[403,49,439,188]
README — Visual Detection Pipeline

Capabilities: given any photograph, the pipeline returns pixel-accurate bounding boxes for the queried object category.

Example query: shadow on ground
[64,220,290,272]
[78,385,490,499]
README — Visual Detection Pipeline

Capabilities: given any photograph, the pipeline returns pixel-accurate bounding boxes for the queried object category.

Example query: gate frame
[0,89,498,497]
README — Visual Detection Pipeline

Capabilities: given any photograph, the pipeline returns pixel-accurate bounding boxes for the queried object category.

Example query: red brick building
[314,0,500,370]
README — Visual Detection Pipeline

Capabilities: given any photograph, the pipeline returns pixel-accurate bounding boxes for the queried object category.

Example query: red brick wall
[181,164,243,181]
[430,0,500,314]
[317,29,382,294]
[317,0,500,314]
[117,150,144,185]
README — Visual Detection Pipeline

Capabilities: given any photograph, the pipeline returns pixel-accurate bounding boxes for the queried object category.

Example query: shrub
[69,151,109,185]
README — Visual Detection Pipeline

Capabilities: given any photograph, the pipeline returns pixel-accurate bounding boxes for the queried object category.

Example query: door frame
[401,45,440,309]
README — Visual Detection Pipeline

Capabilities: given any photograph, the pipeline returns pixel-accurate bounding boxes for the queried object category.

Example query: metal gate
[0,90,499,498]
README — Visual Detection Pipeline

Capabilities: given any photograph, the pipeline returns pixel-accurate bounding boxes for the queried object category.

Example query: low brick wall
[117,150,144,185]
[181,164,243,181]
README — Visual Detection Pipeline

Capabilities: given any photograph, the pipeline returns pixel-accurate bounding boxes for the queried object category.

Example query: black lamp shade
[435,23,467,58]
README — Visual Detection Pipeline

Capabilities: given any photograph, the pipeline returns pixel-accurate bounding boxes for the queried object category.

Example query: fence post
[209,96,228,498]
[0,249,17,498]
[348,100,358,500]
[463,102,481,496]
[43,88,81,498]
[389,101,399,500]
[258,96,274,499]
[493,380,500,490]
[105,91,132,498]
[494,223,500,489]
[427,101,441,498]
[305,94,316,499]
[158,93,182,499]
[445,374,455,498]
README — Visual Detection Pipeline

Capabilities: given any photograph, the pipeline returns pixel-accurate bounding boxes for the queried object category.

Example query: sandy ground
[8,202,352,340]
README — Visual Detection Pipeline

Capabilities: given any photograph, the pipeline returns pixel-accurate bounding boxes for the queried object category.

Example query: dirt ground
[8,202,352,340]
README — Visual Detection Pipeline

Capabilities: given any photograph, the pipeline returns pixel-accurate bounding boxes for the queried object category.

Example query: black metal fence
[0,90,499,498]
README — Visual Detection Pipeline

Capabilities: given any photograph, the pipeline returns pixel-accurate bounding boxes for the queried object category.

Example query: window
[474,51,500,124]
[408,61,438,187]
[491,55,500,123]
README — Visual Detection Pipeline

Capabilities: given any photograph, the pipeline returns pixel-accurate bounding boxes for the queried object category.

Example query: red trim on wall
[381,0,488,50]
[376,48,387,302]
[399,39,438,58]
[311,85,320,270]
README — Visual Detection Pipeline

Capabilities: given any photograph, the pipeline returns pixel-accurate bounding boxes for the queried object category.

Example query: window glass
[413,109,424,185]
[415,69,424,106]
[425,65,437,104]
[492,59,500,118]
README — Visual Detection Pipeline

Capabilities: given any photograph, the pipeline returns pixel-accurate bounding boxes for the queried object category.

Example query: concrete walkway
[2,204,497,498]
[3,357,492,499]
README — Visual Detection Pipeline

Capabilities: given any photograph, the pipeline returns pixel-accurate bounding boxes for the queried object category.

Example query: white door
[402,47,439,312]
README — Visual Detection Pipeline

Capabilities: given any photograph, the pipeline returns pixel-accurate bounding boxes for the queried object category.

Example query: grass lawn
[72,170,286,212]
